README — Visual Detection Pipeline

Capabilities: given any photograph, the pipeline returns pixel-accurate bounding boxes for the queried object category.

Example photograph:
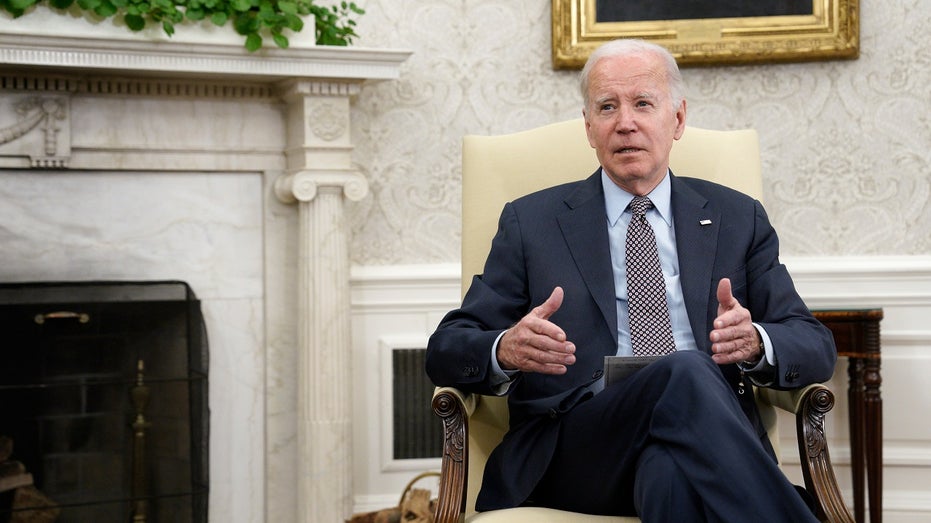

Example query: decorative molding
[310,101,349,141]
[784,255,931,307]
[0,33,411,82]
[276,170,369,203]
[0,73,279,99]
[0,93,70,168]
[350,257,931,303]
[280,80,363,98]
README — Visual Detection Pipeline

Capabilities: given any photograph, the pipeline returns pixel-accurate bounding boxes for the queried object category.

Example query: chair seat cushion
[466,506,638,522]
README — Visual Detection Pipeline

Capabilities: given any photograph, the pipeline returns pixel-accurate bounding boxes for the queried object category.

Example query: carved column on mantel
[274,79,366,523]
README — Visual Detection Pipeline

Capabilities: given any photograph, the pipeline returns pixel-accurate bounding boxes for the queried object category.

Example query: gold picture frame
[552,0,859,68]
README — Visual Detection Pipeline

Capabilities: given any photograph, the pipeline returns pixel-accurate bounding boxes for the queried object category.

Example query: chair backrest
[459,118,766,517]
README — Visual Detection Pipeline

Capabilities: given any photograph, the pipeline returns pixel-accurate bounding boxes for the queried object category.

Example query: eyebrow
[592,91,657,106]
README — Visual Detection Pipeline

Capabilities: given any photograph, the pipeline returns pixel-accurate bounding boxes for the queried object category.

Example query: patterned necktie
[626,196,676,356]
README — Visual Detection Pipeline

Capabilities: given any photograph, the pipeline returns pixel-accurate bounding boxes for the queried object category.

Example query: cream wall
[347,0,930,263]
[344,1,931,521]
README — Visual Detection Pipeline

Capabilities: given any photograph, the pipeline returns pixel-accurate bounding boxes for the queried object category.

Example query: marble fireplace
[0,21,409,522]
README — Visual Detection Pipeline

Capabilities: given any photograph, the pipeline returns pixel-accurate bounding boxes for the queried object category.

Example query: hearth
[0,281,208,522]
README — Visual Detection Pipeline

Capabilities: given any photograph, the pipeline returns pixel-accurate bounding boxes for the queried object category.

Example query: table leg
[864,344,883,522]
[848,357,865,523]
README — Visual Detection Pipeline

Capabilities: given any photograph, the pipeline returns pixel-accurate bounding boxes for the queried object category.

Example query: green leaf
[76,0,100,10]
[94,0,117,17]
[244,32,261,52]
[1,0,363,50]
[210,11,227,25]
[277,0,295,15]
[7,0,36,10]
[233,12,258,35]
[284,12,301,31]
[124,13,145,30]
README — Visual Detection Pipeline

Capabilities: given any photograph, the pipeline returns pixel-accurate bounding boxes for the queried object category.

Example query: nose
[614,106,636,133]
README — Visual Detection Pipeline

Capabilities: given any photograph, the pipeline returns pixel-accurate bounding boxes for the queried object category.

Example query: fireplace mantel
[0,32,410,82]
[1,26,410,523]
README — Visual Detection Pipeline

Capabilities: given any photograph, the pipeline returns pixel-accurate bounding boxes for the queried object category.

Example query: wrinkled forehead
[587,56,670,101]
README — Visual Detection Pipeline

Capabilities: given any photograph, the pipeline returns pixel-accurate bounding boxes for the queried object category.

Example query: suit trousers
[527,351,818,522]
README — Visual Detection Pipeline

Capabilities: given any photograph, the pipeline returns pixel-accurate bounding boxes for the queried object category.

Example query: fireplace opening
[0,281,208,523]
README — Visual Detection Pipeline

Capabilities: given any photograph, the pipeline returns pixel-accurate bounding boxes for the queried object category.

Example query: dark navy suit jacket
[425,171,837,510]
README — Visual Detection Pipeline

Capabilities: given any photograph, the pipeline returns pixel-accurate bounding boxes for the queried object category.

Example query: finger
[716,278,736,310]
[531,286,564,321]
[500,335,576,374]
[711,350,747,365]
[521,343,578,374]
[526,287,568,343]
[508,320,572,354]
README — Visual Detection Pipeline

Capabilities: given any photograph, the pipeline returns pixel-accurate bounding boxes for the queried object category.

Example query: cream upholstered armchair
[431,119,854,523]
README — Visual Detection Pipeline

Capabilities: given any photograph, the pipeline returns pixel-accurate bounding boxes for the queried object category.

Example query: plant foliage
[0,0,363,51]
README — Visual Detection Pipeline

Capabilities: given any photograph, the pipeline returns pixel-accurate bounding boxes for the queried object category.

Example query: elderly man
[426,39,835,522]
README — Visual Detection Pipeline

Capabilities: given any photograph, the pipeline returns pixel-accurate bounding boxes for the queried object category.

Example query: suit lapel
[670,175,720,353]
[557,172,618,343]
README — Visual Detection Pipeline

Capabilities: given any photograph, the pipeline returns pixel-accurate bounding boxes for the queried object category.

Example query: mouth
[616,147,643,154]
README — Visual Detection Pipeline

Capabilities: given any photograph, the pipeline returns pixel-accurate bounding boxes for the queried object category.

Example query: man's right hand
[497,287,576,374]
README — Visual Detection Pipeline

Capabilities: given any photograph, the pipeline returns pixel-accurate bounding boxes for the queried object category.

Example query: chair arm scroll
[432,387,474,523]
[796,385,855,523]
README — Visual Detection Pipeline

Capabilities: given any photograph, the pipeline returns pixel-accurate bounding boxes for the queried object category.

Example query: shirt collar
[602,169,673,227]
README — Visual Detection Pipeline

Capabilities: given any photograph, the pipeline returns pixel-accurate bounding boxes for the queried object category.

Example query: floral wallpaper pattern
[348,0,931,265]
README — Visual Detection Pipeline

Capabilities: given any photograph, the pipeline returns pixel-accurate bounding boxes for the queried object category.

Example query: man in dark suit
[425,39,836,522]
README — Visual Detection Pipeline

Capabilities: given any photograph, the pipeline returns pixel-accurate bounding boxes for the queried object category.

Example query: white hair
[579,39,685,111]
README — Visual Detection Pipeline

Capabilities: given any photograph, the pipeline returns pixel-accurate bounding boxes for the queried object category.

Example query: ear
[583,109,597,149]
[673,100,687,140]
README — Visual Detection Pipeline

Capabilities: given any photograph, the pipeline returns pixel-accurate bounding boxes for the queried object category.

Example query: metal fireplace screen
[0,281,208,523]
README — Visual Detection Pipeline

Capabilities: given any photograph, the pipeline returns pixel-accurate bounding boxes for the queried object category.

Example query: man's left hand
[710,278,762,365]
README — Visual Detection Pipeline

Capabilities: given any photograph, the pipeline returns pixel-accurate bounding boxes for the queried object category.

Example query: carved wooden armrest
[432,387,475,523]
[760,384,854,523]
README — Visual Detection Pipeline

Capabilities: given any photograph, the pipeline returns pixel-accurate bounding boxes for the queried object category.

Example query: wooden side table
[813,309,884,523]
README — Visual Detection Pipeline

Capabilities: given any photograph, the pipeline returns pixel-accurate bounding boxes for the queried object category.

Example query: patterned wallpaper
[347,1,931,265]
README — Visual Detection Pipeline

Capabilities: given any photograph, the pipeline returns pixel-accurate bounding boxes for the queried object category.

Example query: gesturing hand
[497,287,577,374]
[710,278,762,365]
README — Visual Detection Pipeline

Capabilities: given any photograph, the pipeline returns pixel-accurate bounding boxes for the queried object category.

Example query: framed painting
[552,0,859,68]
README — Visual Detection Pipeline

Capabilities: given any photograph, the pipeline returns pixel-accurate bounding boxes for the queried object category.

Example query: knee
[652,351,720,383]
[661,349,713,367]
[648,351,734,405]
[634,444,698,514]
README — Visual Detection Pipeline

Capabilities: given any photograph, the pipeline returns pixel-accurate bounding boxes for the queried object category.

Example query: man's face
[583,52,686,195]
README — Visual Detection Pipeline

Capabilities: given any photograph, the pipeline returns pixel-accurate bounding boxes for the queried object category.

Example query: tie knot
[630,196,653,217]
